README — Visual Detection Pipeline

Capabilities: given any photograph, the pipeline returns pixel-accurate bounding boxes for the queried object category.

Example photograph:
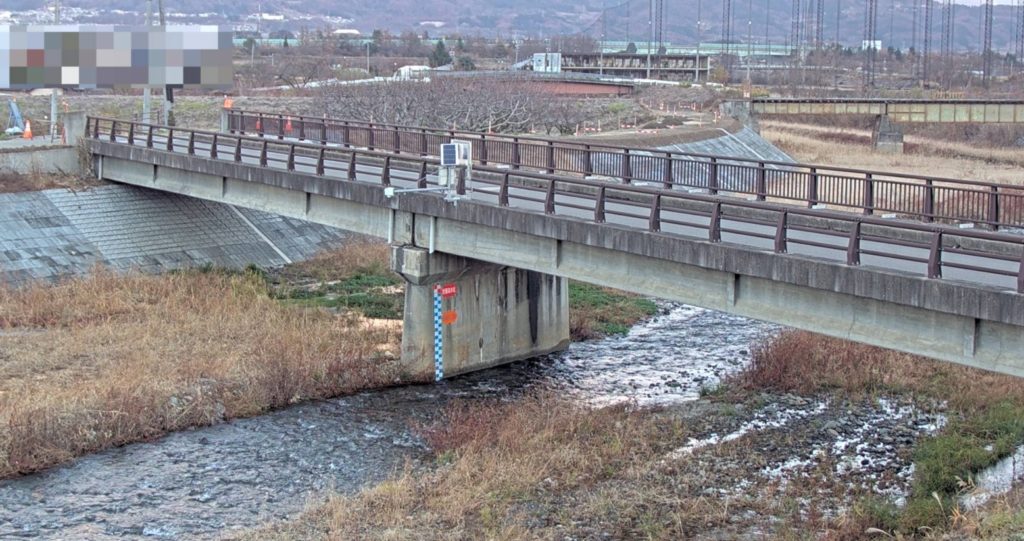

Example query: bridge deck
[747,98,1024,124]
[224,109,1024,229]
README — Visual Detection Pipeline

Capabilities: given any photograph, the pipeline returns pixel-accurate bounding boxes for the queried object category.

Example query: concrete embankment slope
[0,185,349,285]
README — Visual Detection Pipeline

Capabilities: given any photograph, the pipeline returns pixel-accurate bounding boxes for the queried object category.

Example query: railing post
[927,231,943,278]
[109,120,117,142]
[257,113,265,136]
[92,117,100,139]
[479,135,488,166]
[166,128,174,152]
[393,127,401,154]
[1018,247,1024,294]
[320,121,328,145]
[233,138,242,162]
[187,131,195,155]
[595,186,606,222]
[583,145,593,176]
[545,179,556,214]
[420,129,428,156]
[863,173,875,215]
[381,156,391,186]
[342,123,351,148]
[210,133,218,159]
[512,138,521,170]
[499,173,509,206]
[127,123,135,145]
[417,162,428,189]
[923,180,935,222]
[988,186,1000,230]
[663,154,674,190]
[846,222,862,265]
[348,153,357,181]
[756,162,767,201]
[649,194,662,232]
[298,120,306,141]
[147,125,154,148]
[546,141,556,174]
[259,140,268,167]
[709,202,722,242]
[367,124,375,151]
[774,211,788,253]
[287,145,295,171]
[276,115,284,140]
[316,148,325,176]
[708,157,719,195]
[807,167,819,208]
[620,149,632,184]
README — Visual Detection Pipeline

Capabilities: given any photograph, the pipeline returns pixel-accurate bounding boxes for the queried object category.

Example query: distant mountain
[11,0,1024,53]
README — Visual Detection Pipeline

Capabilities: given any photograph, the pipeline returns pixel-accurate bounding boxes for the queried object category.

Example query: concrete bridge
[224,109,1024,230]
[85,117,1024,381]
[726,98,1024,152]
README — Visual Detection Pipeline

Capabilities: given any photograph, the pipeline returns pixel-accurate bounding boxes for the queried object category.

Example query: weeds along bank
[237,330,1024,540]
[0,241,656,479]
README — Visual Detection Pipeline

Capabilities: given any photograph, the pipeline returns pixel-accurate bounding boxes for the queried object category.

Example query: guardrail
[88,116,1024,294]
[223,109,1024,231]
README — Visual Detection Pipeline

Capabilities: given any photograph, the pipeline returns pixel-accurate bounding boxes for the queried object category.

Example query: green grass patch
[274,270,404,320]
[568,281,658,340]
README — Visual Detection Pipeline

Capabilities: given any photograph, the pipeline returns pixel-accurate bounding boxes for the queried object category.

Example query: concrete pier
[392,245,570,381]
[872,115,905,153]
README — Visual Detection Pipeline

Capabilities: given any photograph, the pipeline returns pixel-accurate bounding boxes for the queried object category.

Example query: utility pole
[600,0,607,76]
[1017,0,1024,75]
[695,0,702,82]
[923,0,933,86]
[646,0,653,78]
[863,0,878,88]
[50,0,61,141]
[722,0,733,72]
[158,0,172,125]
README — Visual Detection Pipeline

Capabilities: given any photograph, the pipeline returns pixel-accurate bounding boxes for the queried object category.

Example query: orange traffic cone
[22,120,32,139]
[223,95,234,109]
[285,117,293,133]
[255,118,262,131]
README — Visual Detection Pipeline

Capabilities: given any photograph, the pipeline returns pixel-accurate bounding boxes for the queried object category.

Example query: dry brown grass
[0,254,403,478]
[762,121,1024,186]
[0,171,101,193]
[735,330,1024,412]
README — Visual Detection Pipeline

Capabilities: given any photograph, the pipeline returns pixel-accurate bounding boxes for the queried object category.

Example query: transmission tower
[814,0,824,50]
[654,0,665,52]
[863,0,878,87]
[940,0,953,60]
[1017,0,1024,69]
[983,0,993,86]
[722,0,734,59]
[790,0,802,55]
[923,0,933,84]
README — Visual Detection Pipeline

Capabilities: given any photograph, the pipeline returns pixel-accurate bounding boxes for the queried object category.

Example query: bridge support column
[872,115,904,153]
[392,245,570,381]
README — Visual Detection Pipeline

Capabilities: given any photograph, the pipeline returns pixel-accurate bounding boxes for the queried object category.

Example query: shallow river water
[0,304,771,540]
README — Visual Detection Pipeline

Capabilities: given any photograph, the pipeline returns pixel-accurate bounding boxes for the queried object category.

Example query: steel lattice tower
[923,0,934,84]
[983,0,993,86]
[654,0,665,52]
[863,0,878,86]
[1017,0,1024,66]
[790,0,802,55]
[940,0,953,60]
[722,0,734,57]
[814,0,824,49]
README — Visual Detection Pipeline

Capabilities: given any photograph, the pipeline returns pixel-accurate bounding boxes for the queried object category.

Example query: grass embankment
[0,171,100,193]
[240,329,1024,541]
[738,330,1024,537]
[0,243,402,479]
[568,282,659,340]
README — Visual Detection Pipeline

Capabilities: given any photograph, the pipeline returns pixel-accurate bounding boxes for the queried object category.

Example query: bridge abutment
[871,115,904,153]
[391,245,570,381]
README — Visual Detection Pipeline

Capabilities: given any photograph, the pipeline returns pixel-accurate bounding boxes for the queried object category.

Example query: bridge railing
[87,116,1024,294]
[224,109,1024,231]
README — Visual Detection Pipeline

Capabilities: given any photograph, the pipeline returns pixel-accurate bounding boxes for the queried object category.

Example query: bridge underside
[90,143,1024,379]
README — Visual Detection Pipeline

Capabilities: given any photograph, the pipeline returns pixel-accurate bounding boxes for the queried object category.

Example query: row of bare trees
[315,77,596,135]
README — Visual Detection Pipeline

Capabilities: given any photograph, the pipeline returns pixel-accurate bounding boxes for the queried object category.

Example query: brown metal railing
[87,116,1024,294]
[224,109,1024,231]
